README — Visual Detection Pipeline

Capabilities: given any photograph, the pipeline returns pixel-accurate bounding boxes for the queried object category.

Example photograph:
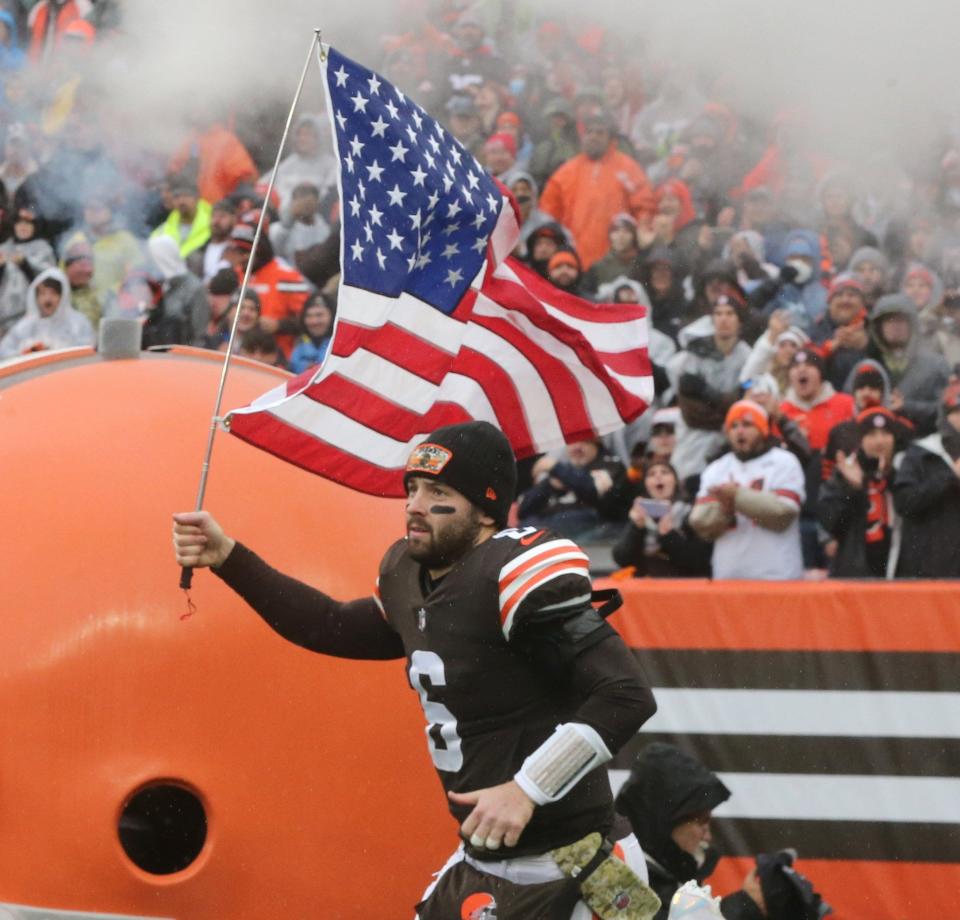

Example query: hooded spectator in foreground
[615,743,767,920]
[0,267,93,358]
[893,383,960,578]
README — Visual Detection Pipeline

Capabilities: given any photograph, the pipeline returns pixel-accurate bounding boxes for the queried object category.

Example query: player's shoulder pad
[491,527,592,641]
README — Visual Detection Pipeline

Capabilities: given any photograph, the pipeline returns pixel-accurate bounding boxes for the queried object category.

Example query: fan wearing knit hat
[689,399,806,580]
[818,405,910,578]
[173,418,659,916]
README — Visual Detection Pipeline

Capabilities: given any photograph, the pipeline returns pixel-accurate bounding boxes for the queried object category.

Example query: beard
[406,508,484,569]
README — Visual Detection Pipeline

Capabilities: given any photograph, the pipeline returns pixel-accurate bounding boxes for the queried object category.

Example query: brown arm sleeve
[214,542,406,661]
[569,633,657,753]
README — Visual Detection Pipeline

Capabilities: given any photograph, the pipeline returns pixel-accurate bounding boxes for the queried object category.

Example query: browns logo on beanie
[404,421,517,527]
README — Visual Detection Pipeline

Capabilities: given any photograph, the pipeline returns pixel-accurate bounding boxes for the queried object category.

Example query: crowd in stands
[1,0,959,580]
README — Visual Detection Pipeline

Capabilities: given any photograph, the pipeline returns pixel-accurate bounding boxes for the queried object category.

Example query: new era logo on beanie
[404,421,517,527]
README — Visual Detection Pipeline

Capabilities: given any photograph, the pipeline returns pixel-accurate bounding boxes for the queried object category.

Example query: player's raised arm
[171,511,405,661]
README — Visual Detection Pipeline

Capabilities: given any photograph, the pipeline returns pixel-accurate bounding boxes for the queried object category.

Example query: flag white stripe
[539,306,650,354]
[608,771,960,824]
[471,293,622,429]
[239,400,424,468]
[645,688,960,739]
[608,368,656,402]
[336,286,463,352]
[461,323,565,449]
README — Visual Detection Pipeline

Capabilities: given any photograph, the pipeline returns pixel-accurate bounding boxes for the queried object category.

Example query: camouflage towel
[550,833,661,920]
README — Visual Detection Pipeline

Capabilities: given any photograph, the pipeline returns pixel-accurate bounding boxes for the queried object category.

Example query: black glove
[678,372,707,398]
[779,263,799,284]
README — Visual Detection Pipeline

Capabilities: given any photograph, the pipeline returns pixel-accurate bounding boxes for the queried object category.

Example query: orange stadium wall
[605,579,960,920]
[0,347,956,919]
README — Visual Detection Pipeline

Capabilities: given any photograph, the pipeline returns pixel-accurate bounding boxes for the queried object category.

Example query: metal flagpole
[180,29,325,591]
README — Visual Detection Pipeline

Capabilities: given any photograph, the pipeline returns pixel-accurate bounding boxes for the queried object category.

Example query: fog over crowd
[3,0,960,583]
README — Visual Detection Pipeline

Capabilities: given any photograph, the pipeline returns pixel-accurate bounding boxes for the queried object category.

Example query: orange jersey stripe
[498,543,585,595]
[500,558,588,626]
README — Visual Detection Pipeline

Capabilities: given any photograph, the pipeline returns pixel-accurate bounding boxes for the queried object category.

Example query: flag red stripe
[445,348,537,456]
[469,311,595,439]
[502,257,648,324]
[331,321,453,386]
[481,272,649,423]
[228,411,405,495]
[303,374,473,441]
[593,348,654,378]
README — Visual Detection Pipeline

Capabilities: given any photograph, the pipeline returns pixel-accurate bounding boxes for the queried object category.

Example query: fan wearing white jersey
[689,400,805,580]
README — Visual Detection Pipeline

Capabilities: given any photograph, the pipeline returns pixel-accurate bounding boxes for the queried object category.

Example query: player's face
[405,476,485,572]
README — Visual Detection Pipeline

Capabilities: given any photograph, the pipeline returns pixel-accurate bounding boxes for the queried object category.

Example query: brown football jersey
[375,526,615,860]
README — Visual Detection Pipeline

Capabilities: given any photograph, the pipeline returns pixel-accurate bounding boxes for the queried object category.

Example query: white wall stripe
[645,688,960,739]
[608,770,960,824]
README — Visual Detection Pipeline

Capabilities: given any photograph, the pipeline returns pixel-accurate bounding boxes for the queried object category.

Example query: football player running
[173,420,659,919]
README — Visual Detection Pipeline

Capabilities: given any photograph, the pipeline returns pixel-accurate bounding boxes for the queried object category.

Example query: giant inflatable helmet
[0,345,450,918]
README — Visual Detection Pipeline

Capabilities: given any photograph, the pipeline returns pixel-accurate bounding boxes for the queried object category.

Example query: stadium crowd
[2,0,959,581]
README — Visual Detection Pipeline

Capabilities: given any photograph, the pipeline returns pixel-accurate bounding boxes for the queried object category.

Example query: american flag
[225,46,653,495]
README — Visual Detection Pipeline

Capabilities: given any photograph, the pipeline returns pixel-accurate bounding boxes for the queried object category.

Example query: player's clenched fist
[172,511,235,570]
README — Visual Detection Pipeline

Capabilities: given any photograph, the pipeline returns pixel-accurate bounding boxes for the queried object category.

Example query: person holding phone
[611,459,712,577]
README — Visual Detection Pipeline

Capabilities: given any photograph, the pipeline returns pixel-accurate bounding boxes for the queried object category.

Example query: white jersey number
[409,650,463,772]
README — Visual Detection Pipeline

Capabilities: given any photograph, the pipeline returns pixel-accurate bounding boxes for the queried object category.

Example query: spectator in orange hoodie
[539,110,655,270]
[224,215,311,360]
[169,119,258,205]
[780,348,855,451]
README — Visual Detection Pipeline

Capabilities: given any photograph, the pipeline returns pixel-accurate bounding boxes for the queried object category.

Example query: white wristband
[514,722,612,806]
